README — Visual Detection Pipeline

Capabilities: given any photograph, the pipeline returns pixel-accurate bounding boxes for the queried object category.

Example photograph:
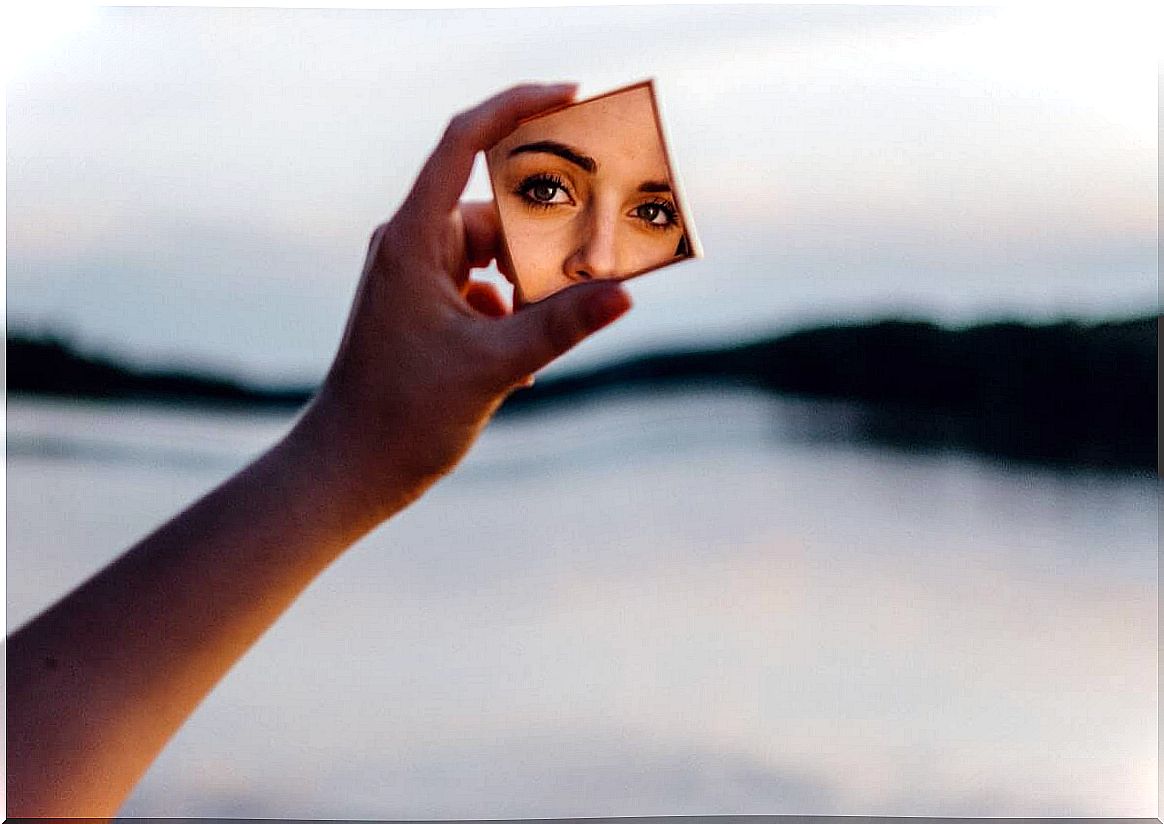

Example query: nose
[563,205,619,282]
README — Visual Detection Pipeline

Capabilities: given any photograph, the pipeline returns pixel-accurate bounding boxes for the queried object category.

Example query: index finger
[403,83,578,217]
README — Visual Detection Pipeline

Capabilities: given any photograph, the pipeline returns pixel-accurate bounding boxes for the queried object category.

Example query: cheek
[505,209,577,259]
[498,205,581,287]
[619,224,683,271]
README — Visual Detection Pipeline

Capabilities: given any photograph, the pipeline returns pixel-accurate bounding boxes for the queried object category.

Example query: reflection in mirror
[486,81,699,303]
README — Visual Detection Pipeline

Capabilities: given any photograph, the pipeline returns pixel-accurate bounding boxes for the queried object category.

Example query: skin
[5,83,633,817]
[487,84,687,303]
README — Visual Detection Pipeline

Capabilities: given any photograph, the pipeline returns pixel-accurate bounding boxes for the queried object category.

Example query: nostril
[574,270,593,281]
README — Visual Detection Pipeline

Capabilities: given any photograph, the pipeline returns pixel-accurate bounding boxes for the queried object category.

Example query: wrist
[280,388,415,541]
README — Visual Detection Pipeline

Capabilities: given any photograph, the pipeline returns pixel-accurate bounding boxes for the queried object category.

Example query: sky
[5,3,1159,383]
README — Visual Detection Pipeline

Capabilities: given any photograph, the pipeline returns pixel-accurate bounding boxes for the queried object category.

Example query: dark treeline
[7,314,1158,470]
[5,336,312,409]
[503,314,1158,471]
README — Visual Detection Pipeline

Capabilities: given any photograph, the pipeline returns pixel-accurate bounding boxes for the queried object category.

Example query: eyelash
[514,173,572,210]
[513,174,679,231]
[634,198,679,231]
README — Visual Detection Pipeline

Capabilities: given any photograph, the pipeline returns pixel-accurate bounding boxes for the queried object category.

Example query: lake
[5,390,1157,817]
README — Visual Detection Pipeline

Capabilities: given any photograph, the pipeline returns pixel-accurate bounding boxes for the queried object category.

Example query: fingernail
[583,285,632,332]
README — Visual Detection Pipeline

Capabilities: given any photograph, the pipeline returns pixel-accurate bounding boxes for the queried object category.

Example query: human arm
[5,83,632,817]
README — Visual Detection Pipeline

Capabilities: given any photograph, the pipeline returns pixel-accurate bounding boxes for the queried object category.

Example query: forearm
[5,395,392,816]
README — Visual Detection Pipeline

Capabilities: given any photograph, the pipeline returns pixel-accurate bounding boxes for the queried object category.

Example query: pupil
[533,184,556,201]
[641,204,660,221]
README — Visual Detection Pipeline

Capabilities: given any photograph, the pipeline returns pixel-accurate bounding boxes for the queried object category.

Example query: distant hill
[5,335,312,408]
[502,315,1158,471]
[7,314,1158,470]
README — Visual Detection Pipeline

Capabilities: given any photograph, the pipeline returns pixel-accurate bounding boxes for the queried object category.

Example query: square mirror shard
[486,80,700,303]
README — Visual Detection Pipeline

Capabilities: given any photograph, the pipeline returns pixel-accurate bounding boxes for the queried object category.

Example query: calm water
[5,391,1158,817]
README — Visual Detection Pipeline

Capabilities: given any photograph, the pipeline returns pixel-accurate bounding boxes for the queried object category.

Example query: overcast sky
[6,4,1158,382]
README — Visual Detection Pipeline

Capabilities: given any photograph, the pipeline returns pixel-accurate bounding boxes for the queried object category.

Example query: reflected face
[487,84,691,302]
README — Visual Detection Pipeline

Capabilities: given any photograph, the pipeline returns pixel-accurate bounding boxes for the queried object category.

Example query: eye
[632,199,678,229]
[516,173,573,208]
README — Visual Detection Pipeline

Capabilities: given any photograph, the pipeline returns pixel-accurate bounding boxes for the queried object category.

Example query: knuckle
[378,217,401,242]
[363,224,385,262]
[366,219,405,271]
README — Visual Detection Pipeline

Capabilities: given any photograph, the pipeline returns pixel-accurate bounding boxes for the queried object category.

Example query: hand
[296,83,633,520]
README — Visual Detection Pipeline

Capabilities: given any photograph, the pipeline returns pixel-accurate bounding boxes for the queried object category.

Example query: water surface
[5,391,1156,817]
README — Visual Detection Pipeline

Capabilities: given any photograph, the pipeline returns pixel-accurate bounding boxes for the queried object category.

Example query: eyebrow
[638,180,672,193]
[508,141,597,173]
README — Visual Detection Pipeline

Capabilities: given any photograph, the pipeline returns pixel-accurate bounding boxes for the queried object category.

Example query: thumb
[494,281,632,382]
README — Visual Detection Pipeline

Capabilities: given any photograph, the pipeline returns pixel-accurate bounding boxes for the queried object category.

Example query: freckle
[45,656,59,671]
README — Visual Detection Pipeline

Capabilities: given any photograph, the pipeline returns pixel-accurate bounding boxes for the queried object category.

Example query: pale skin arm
[5,83,633,817]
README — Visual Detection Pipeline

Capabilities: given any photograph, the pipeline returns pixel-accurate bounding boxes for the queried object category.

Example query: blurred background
[5,2,1159,817]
